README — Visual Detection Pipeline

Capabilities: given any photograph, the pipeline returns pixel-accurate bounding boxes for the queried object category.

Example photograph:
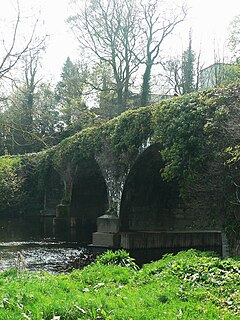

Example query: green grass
[0,250,240,319]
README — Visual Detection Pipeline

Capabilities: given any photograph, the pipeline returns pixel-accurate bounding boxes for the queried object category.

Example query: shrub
[96,250,139,270]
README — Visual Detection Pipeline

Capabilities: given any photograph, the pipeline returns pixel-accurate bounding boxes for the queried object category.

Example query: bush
[96,250,139,270]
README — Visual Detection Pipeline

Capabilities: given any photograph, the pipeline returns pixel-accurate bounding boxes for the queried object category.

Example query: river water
[0,217,95,273]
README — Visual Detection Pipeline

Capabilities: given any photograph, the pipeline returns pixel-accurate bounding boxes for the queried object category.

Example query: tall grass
[0,250,239,319]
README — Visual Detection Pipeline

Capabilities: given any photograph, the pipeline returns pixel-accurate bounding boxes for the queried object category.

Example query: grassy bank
[0,250,239,319]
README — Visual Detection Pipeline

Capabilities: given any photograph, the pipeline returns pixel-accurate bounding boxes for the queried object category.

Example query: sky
[0,0,240,83]
[183,0,240,62]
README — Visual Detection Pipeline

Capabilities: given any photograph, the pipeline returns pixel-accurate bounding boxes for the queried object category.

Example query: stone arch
[119,143,182,231]
[70,158,108,238]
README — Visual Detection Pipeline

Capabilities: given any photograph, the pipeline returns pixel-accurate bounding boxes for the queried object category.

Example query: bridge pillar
[92,214,121,247]
[95,142,130,216]
[92,142,130,247]
[52,162,78,236]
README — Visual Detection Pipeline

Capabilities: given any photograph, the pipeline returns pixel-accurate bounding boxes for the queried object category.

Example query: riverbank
[0,250,239,319]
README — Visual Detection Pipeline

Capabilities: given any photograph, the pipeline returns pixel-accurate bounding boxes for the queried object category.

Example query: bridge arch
[119,143,182,232]
[70,157,108,239]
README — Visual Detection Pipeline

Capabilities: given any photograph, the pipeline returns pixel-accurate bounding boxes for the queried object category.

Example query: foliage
[0,250,239,319]
[1,82,240,237]
[51,106,153,171]
[0,156,24,212]
[55,57,90,126]
[153,85,240,181]
[106,107,154,154]
[182,31,196,94]
[1,80,62,155]
[228,14,240,60]
[96,250,139,270]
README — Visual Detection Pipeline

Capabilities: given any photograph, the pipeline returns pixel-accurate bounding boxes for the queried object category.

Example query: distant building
[200,63,240,89]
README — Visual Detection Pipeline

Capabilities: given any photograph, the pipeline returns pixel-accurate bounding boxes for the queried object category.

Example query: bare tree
[0,0,47,82]
[68,0,142,114]
[161,57,183,95]
[160,34,204,96]
[0,0,51,154]
[140,0,187,106]
[68,0,187,113]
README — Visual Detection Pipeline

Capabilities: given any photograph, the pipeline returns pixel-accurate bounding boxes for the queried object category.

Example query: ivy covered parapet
[53,83,240,181]
[1,83,240,219]
[50,106,154,170]
[153,84,240,182]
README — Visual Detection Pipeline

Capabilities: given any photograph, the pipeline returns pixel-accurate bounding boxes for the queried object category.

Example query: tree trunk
[140,63,152,107]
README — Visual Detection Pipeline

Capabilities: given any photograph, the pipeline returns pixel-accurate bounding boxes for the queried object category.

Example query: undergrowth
[0,250,239,319]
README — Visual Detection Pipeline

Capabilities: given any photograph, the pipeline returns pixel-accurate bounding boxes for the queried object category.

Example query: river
[0,216,95,273]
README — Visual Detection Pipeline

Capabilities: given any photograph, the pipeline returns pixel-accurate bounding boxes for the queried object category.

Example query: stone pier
[92,214,120,247]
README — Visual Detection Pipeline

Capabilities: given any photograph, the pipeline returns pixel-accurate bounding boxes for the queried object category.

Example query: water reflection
[0,216,92,243]
[0,217,43,242]
[0,217,93,273]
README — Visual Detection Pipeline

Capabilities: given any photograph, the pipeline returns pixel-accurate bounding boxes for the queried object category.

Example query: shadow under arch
[44,168,64,215]
[119,143,181,232]
[71,157,108,241]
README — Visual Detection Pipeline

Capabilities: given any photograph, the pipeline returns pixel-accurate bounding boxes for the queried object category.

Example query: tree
[139,0,187,106]
[1,41,51,154]
[160,57,183,95]
[68,0,141,115]
[0,0,49,154]
[0,42,65,155]
[3,85,57,153]
[0,0,47,82]
[88,61,124,120]
[68,0,187,112]
[55,57,89,126]
[33,83,62,144]
[182,30,195,94]
[228,15,240,61]
[1,81,63,155]
[160,32,202,95]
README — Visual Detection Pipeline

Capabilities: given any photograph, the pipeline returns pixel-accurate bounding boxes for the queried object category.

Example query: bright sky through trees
[0,0,239,82]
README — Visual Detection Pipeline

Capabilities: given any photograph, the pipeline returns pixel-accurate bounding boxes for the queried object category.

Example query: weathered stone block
[97,214,120,233]
[92,232,120,247]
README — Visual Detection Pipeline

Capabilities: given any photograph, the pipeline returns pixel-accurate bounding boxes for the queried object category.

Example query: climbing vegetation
[153,85,240,181]
[0,156,25,212]
[1,82,240,242]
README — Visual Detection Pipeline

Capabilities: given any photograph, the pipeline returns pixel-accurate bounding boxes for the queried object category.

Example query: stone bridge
[37,88,233,258]
[36,83,240,257]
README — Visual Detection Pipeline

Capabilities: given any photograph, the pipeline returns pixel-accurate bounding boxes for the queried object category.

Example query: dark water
[0,217,93,273]
[0,217,223,272]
